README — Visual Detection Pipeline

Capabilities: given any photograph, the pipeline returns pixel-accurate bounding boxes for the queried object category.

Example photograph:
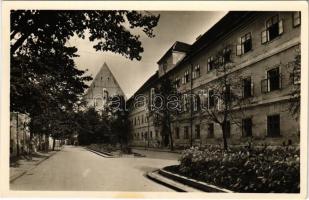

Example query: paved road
[10,146,178,191]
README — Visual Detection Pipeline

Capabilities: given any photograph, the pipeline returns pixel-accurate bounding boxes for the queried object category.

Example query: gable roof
[157,41,191,64]
[85,62,125,99]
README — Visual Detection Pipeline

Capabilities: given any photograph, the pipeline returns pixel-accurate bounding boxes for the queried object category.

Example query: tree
[109,95,131,151]
[11,10,160,59]
[288,50,301,119]
[76,107,110,145]
[11,10,160,113]
[200,46,250,150]
[10,10,160,150]
[150,77,181,151]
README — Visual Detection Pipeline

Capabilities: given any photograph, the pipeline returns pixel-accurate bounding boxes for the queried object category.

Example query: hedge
[169,145,300,193]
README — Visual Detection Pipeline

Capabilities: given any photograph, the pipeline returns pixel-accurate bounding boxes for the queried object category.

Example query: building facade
[83,62,125,112]
[128,11,301,148]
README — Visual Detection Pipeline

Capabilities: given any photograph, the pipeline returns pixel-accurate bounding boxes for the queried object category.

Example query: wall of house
[129,11,301,148]
[10,112,31,157]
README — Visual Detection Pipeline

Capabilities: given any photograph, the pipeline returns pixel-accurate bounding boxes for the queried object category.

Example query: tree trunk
[221,123,228,150]
[39,134,42,151]
[29,131,33,155]
[52,137,55,151]
[169,127,174,151]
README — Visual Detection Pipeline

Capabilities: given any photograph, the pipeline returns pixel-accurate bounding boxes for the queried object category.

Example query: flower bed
[165,145,300,193]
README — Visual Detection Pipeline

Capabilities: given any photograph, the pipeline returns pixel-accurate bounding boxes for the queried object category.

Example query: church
[83,62,125,112]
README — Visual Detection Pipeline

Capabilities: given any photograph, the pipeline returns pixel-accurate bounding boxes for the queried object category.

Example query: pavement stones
[10,150,59,183]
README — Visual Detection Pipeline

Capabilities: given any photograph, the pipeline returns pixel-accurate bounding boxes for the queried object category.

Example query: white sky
[69,11,227,98]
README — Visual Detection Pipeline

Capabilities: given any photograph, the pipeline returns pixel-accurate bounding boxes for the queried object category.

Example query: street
[10,146,178,191]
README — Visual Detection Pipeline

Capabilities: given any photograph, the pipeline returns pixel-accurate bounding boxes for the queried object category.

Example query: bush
[176,145,300,193]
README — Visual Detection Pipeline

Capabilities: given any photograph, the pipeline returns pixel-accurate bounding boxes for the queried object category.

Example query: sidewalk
[10,150,58,182]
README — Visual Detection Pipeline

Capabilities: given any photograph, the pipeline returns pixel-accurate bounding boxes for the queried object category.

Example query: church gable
[84,62,125,109]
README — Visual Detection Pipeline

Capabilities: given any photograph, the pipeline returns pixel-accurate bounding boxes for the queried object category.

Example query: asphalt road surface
[10,145,178,191]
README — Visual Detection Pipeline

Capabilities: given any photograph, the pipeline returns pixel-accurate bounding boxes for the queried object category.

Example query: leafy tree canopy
[10,10,160,116]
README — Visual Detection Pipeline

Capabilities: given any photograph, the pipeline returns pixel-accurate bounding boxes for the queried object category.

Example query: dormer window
[261,15,283,44]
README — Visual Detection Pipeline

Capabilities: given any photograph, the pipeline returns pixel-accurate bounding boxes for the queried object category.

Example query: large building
[83,62,125,112]
[128,11,301,148]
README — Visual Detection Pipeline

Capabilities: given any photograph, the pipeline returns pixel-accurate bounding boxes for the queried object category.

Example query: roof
[126,71,159,103]
[161,12,258,77]
[157,41,191,64]
[126,12,259,103]
[84,62,126,99]
[190,11,257,57]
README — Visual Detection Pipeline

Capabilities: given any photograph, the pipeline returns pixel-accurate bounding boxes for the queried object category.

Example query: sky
[69,11,227,99]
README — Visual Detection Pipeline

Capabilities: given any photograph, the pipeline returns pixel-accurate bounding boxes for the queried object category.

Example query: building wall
[128,11,301,148]
[83,62,125,111]
[10,112,31,157]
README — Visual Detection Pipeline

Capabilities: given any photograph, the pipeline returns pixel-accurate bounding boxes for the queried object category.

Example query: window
[292,11,301,27]
[207,56,215,71]
[261,67,281,93]
[237,33,252,55]
[175,77,181,88]
[261,15,283,44]
[242,118,252,137]
[195,125,200,139]
[183,94,189,112]
[267,115,280,137]
[193,95,200,112]
[138,117,140,125]
[175,127,180,139]
[208,123,214,138]
[184,70,189,83]
[222,48,232,63]
[141,115,144,124]
[184,126,189,139]
[145,132,148,140]
[242,77,253,98]
[134,118,136,126]
[193,65,200,79]
[208,89,215,109]
[150,131,152,139]
[268,68,281,91]
[155,131,158,138]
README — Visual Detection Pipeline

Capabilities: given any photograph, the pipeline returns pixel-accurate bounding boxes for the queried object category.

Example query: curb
[86,147,115,158]
[132,147,182,154]
[159,169,233,193]
[146,170,203,192]
[10,150,58,183]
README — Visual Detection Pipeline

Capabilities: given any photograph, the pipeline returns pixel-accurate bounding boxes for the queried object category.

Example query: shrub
[176,145,300,193]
